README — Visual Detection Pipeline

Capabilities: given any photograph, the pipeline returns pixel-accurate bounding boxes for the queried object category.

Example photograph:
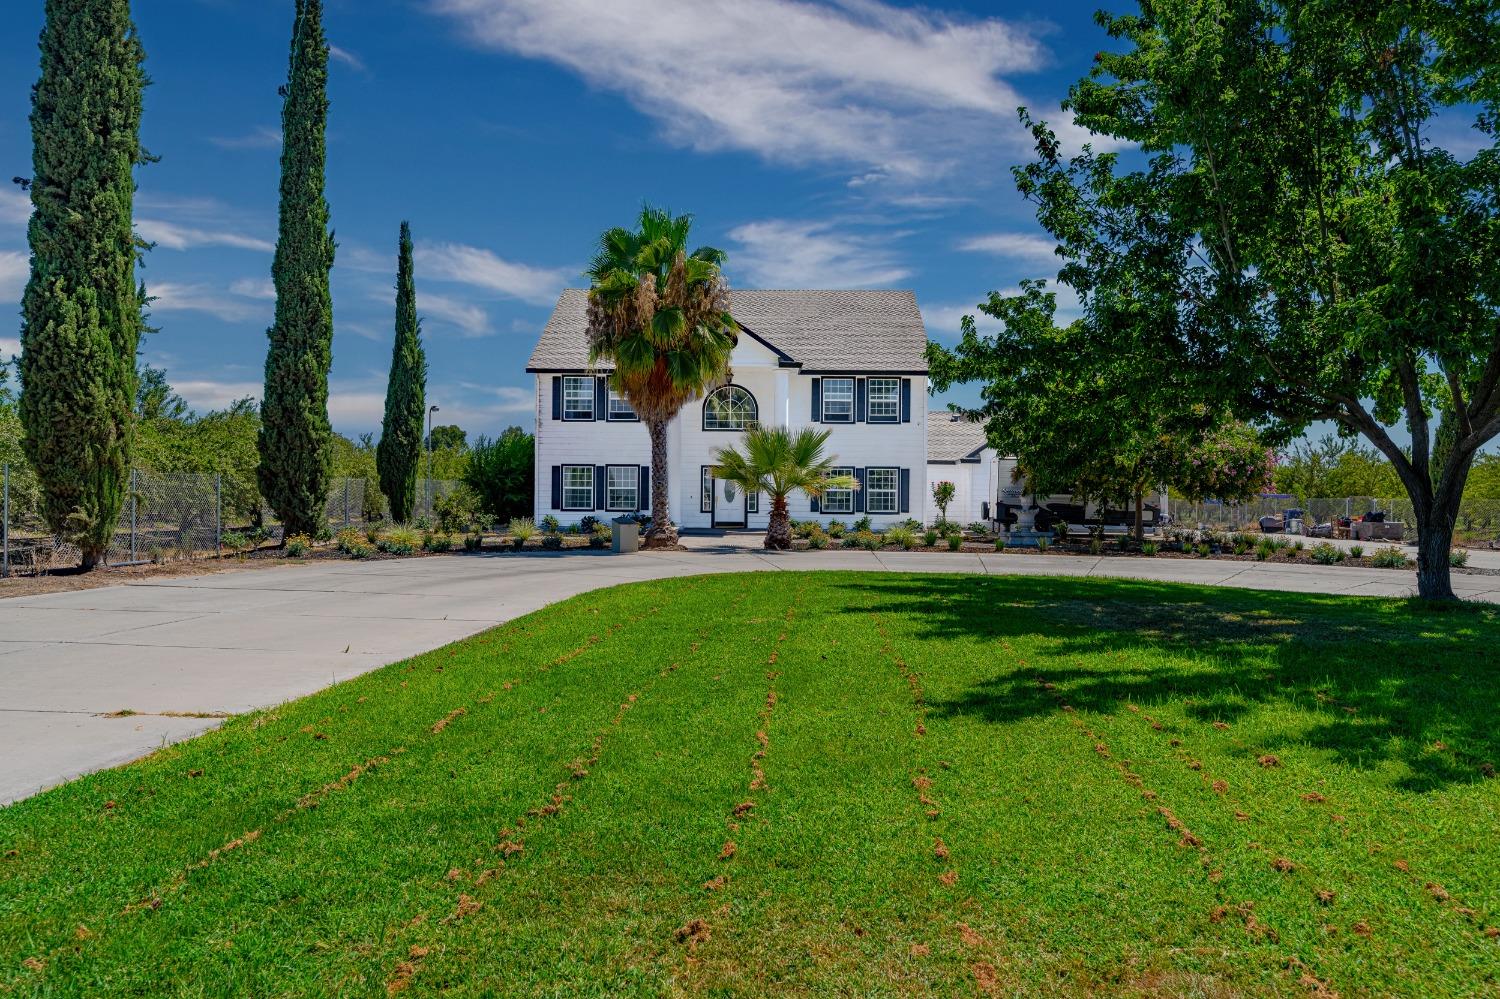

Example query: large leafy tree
[376,221,426,523]
[464,427,533,527]
[711,426,854,550]
[586,205,738,547]
[1017,1,1500,598]
[930,283,1270,541]
[258,0,335,539]
[19,0,148,569]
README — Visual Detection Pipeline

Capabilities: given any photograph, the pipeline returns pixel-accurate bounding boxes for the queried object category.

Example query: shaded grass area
[1,572,1497,997]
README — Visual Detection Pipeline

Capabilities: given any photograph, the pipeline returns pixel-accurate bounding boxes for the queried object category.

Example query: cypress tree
[19,0,148,571]
[258,0,335,539]
[376,222,426,523]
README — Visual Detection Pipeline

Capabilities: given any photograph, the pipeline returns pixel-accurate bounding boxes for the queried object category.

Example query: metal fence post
[2,463,9,579]
[344,479,350,527]
[215,473,222,557]
[130,468,138,562]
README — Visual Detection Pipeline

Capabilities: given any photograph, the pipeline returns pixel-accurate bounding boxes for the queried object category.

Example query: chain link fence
[1169,495,1500,543]
[1,464,462,577]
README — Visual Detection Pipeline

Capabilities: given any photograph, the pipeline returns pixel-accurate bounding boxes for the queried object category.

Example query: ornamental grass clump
[885,525,917,550]
[946,534,963,552]
[508,517,537,550]
[1349,545,1364,559]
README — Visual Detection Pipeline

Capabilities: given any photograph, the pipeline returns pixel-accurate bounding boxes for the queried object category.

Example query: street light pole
[427,404,440,518]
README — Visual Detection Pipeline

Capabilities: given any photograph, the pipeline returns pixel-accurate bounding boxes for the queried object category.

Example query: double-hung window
[605,466,638,511]
[562,376,594,421]
[821,378,854,422]
[561,465,594,510]
[823,467,855,514]
[868,378,900,422]
[747,490,759,514]
[866,467,899,514]
[607,387,636,421]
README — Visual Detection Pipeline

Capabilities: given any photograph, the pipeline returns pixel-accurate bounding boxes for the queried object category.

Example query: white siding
[534,336,928,529]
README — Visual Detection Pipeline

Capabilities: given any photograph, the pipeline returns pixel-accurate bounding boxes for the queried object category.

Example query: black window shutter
[594,378,607,421]
[550,465,562,510]
[810,492,820,513]
[854,468,866,513]
[811,378,822,422]
[551,377,562,421]
[900,468,910,514]
[638,466,649,511]
[855,378,867,422]
[595,466,605,510]
[900,379,912,423]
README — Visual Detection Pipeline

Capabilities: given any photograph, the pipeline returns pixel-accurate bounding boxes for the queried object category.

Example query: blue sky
[3,0,1118,438]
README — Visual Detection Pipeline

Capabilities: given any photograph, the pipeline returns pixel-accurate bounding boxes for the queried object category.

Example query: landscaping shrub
[508,517,536,550]
[946,534,962,551]
[433,487,480,535]
[856,530,881,551]
[1142,541,1158,556]
[885,525,917,550]
[541,534,563,551]
[541,514,560,533]
[1372,546,1409,568]
[841,533,862,549]
[1232,536,1252,556]
[220,530,249,557]
[579,515,600,534]
[1037,536,1050,552]
[923,529,939,547]
[1196,542,1211,558]
[285,534,311,558]
[793,520,817,539]
[462,533,483,552]
[1349,545,1364,559]
[377,526,421,556]
[1089,536,1104,555]
[854,516,872,533]
[806,526,829,549]
[1292,540,1305,552]
[966,521,988,535]
[346,540,373,559]
[364,522,383,545]
[335,528,366,555]
[1311,542,1344,565]
[424,532,455,553]
[994,538,1006,551]
[589,523,611,549]
[1255,539,1275,561]
[826,520,846,539]
[1450,548,1469,567]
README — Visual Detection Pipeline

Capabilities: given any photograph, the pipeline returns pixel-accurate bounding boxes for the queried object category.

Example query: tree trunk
[766,493,791,550]
[643,418,678,548]
[1134,491,1145,544]
[1413,495,1458,601]
[80,547,101,572]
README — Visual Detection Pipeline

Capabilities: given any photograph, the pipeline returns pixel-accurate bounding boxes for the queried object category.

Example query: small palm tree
[712,426,856,550]
[586,205,738,548]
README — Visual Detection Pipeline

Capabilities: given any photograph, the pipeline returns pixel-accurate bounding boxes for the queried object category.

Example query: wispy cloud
[173,378,264,411]
[956,231,1060,267]
[416,242,573,306]
[923,282,1082,340]
[0,188,31,226]
[149,282,267,323]
[726,220,910,288]
[208,125,282,151]
[229,277,276,300]
[329,44,369,73]
[0,337,20,359]
[431,0,1080,187]
[139,219,274,253]
[420,292,492,338]
[0,250,28,303]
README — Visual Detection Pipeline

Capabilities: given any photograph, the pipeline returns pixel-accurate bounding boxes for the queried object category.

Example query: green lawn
[2,573,1498,997]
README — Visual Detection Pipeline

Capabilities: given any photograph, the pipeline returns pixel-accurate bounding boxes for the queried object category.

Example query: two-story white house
[527,288,930,531]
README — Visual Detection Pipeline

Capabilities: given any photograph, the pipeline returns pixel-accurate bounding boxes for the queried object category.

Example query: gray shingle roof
[927,410,990,463]
[526,288,929,373]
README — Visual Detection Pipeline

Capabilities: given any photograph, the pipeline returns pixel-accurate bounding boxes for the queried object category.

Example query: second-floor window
[703,385,758,430]
[607,386,637,421]
[562,376,594,421]
[868,378,900,422]
[822,378,854,422]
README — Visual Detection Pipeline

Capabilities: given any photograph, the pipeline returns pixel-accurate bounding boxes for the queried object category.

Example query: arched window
[702,385,758,431]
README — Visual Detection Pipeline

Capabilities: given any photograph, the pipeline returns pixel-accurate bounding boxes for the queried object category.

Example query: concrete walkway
[3,544,1497,804]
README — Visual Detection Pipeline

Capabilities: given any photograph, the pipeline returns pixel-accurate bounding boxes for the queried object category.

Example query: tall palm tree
[586,205,738,547]
[712,426,856,550]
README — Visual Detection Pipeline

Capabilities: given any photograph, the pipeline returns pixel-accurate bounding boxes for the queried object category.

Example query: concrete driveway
[3,543,1497,804]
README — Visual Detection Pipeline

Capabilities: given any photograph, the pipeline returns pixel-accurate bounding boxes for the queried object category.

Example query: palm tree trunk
[766,493,791,550]
[643,418,678,549]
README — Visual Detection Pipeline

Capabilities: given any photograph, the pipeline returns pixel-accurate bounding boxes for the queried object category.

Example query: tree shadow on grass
[832,573,1500,793]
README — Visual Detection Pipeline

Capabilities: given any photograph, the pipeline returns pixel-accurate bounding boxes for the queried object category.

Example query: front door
[713,477,746,528]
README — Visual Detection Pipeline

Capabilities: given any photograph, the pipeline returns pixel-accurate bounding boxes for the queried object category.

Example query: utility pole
[426,404,440,518]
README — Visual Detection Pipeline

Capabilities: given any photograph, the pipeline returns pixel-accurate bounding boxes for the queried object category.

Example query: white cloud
[0,337,20,358]
[0,188,32,226]
[173,378,264,411]
[420,292,492,338]
[726,220,910,288]
[229,277,276,300]
[430,0,1047,184]
[208,126,282,151]
[149,282,267,323]
[416,242,573,306]
[329,44,368,73]
[923,283,1083,340]
[0,250,28,303]
[139,219,274,253]
[956,231,1060,268]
